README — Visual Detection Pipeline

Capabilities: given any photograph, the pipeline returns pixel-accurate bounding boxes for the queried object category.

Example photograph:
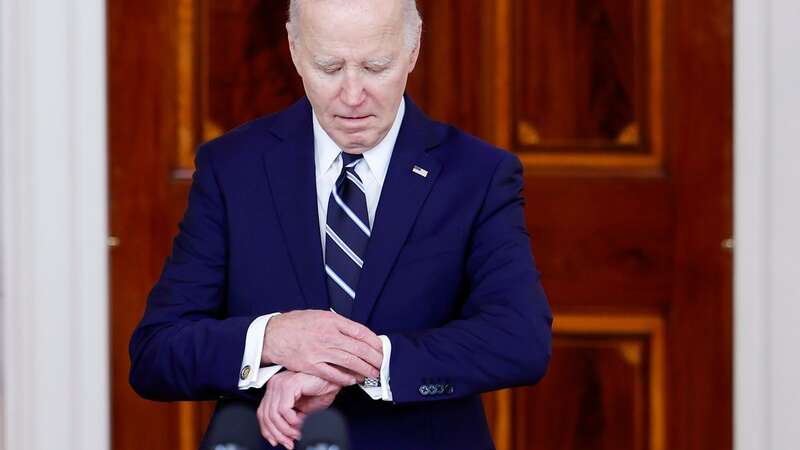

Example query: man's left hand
[257,370,341,449]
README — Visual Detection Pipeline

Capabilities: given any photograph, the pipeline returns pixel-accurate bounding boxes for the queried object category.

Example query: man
[129,0,552,448]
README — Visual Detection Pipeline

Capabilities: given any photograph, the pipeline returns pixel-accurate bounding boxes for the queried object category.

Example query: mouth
[335,115,373,131]
[336,114,372,121]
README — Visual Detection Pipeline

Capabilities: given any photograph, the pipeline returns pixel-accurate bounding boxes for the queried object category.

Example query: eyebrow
[364,56,393,68]
[312,56,394,68]
[313,56,344,68]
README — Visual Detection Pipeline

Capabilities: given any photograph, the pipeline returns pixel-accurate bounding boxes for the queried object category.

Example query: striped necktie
[325,152,370,318]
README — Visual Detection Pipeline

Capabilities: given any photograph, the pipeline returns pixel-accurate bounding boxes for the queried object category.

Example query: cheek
[367,74,408,104]
[302,78,342,107]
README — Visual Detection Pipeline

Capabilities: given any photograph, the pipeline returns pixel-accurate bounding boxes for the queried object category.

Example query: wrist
[260,316,278,366]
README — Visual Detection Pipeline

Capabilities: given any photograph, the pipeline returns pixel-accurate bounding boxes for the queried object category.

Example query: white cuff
[359,335,393,401]
[238,313,283,390]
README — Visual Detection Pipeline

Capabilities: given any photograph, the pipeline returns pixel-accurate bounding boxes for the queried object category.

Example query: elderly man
[129,0,552,448]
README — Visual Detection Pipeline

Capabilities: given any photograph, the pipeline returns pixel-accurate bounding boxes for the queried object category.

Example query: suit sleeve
[128,146,259,402]
[386,152,553,404]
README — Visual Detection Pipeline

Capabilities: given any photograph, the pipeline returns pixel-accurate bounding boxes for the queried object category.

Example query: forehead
[297,0,406,59]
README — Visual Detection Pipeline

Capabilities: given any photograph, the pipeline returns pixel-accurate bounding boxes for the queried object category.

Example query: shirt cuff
[358,335,393,401]
[238,313,283,390]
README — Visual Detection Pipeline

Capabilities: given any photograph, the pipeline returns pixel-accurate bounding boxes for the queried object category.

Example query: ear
[286,22,303,78]
[407,25,422,73]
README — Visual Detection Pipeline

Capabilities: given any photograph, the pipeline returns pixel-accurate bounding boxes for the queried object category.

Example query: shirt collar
[312,97,406,186]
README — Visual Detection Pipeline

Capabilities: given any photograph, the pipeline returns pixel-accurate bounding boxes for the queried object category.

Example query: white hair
[287,0,422,50]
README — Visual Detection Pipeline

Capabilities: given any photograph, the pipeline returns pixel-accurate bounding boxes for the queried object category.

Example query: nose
[340,71,366,107]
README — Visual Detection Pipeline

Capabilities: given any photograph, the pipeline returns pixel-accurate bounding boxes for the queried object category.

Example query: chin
[341,142,372,153]
[336,133,378,151]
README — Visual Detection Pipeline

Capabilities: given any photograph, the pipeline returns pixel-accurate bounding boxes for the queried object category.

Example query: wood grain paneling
[109,0,184,448]
[515,0,640,146]
[407,0,484,135]
[204,0,304,134]
[506,0,665,170]
[665,0,733,448]
[517,337,648,450]
[517,315,667,450]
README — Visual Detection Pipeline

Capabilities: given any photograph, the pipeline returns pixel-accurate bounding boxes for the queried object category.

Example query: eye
[322,66,341,74]
[365,66,386,74]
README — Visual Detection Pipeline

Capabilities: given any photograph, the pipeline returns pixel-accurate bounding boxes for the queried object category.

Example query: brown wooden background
[109,0,732,449]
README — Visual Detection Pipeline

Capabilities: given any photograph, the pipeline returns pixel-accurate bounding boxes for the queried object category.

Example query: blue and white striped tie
[325,152,370,318]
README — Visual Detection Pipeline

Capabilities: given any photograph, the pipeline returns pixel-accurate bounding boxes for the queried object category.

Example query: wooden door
[109,1,732,449]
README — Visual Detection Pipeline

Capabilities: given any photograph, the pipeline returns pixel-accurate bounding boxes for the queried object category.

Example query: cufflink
[240,365,251,380]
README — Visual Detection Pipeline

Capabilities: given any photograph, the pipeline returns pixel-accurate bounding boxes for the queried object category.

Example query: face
[287,0,420,153]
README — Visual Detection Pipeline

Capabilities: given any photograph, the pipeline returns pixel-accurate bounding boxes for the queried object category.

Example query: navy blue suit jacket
[129,96,552,450]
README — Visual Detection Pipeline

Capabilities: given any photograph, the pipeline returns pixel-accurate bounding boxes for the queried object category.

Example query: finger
[333,336,383,372]
[264,415,288,450]
[264,395,287,448]
[336,319,383,351]
[267,388,294,449]
[277,394,304,439]
[311,363,358,386]
[270,410,299,447]
[273,386,301,442]
[344,370,366,385]
[278,380,305,446]
[279,406,303,431]
[262,374,290,447]
[325,348,379,379]
[267,408,293,449]
[257,400,277,447]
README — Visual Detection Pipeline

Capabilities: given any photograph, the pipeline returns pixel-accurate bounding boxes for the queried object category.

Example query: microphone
[296,409,350,450]
[200,399,264,450]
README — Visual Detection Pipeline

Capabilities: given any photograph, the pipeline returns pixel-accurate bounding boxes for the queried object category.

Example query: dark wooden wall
[108,1,732,449]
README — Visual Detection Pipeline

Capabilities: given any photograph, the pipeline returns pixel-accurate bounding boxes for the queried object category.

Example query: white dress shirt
[237,98,407,402]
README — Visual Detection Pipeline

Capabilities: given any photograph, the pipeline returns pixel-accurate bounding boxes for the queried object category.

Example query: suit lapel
[262,99,330,311]
[351,98,443,324]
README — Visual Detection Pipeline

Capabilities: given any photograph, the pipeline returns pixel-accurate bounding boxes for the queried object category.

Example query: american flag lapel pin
[412,165,429,178]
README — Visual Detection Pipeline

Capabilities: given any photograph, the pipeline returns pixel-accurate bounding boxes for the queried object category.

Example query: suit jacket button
[419,385,429,396]
[240,365,251,380]
[447,385,454,394]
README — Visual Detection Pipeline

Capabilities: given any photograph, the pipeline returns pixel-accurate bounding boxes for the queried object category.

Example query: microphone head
[200,399,263,450]
[297,409,350,450]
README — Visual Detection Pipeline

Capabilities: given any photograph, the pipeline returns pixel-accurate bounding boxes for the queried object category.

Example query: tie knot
[341,152,363,168]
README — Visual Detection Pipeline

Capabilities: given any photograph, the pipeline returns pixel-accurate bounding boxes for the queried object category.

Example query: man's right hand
[257,370,341,449]
[262,310,383,386]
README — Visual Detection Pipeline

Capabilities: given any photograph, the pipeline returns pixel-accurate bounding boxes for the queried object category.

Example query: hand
[257,370,341,449]
[262,310,383,386]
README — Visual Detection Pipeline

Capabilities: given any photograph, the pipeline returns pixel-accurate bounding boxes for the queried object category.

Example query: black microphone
[296,409,350,450]
[200,399,264,450]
